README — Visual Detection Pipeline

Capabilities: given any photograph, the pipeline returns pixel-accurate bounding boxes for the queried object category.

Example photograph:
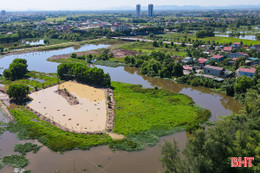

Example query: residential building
[236,67,256,78]
[248,57,258,64]
[111,24,130,32]
[223,46,233,52]
[198,58,208,68]
[148,4,153,17]
[136,4,141,17]
[227,52,249,58]
[204,65,225,77]
[183,57,193,64]
[211,55,224,62]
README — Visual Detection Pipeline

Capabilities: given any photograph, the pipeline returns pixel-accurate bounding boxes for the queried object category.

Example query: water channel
[0,44,241,173]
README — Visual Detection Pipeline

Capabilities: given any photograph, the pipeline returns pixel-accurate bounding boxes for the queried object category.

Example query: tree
[234,76,254,94]
[256,33,260,41]
[161,140,182,173]
[3,59,28,81]
[7,84,29,102]
[86,54,93,63]
[71,53,77,59]
[153,41,159,47]
[0,45,4,52]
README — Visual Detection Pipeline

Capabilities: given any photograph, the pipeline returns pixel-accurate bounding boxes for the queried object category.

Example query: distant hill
[107,5,260,11]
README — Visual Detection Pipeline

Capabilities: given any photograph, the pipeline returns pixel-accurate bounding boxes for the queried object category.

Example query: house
[198,58,208,68]
[251,45,260,52]
[183,57,194,64]
[111,24,130,32]
[236,67,256,78]
[211,55,224,62]
[223,47,233,52]
[230,42,241,49]
[204,65,225,77]
[248,57,258,64]
[227,52,249,58]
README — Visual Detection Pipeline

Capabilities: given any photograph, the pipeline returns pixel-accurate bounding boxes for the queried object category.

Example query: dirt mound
[112,49,137,58]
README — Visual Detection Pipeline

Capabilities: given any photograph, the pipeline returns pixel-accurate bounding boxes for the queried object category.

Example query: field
[112,82,206,135]
[120,41,187,56]
[27,81,107,133]
[160,32,260,45]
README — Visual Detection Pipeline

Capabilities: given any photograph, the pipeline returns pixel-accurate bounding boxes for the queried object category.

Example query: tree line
[57,63,111,87]
[124,51,184,78]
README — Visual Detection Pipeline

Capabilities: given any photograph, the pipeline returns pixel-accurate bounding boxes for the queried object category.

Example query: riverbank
[0,38,126,58]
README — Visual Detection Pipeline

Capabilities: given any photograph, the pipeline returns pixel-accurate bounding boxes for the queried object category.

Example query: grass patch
[160,32,260,45]
[49,58,87,65]
[7,108,112,152]
[120,41,186,56]
[14,143,41,155]
[109,82,210,151]
[3,155,29,168]
[93,60,125,67]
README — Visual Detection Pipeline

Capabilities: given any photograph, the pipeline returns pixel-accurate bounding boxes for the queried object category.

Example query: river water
[0,44,241,173]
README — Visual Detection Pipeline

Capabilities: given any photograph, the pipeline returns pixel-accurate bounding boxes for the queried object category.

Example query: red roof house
[223,47,233,52]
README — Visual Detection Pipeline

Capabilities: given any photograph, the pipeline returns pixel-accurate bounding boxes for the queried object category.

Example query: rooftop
[237,67,256,73]
[204,65,224,71]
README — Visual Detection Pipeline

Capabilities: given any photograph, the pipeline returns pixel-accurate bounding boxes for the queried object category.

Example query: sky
[1,0,260,11]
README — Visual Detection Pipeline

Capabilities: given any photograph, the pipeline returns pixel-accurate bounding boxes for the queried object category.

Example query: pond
[215,34,257,40]
[0,44,241,173]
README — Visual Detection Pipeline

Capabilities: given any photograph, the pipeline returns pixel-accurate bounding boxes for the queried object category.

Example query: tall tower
[1,10,6,16]
[148,4,153,17]
[136,4,141,17]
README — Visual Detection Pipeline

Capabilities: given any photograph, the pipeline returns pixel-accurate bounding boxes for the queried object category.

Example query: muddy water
[0,45,241,173]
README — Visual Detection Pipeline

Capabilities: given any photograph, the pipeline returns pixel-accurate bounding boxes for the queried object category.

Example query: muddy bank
[48,48,137,60]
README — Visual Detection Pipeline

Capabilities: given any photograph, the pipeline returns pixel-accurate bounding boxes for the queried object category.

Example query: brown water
[0,47,241,173]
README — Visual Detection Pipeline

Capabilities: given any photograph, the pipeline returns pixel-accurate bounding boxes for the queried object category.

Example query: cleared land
[27,81,107,133]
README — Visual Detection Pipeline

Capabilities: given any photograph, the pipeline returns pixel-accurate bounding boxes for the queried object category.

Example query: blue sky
[2,0,260,11]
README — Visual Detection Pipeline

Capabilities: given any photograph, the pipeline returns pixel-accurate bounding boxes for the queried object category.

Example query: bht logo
[231,157,254,167]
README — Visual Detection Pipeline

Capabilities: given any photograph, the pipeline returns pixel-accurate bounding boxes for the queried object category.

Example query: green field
[112,82,208,135]
[160,32,260,45]
[120,41,187,56]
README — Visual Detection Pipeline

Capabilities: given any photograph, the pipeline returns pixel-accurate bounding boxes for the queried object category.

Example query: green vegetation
[14,143,41,155]
[121,41,186,56]
[160,91,260,173]
[7,84,29,103]
[125,51,184,78]
[109,82,210,151]
[3,59,28,81]
[160,32,260,45]
[94,60,125,67]
[0,122,7,135]
[7,107,112,152]
[0,71,59,91]
[3,155,29,168]
[57,63,111,87]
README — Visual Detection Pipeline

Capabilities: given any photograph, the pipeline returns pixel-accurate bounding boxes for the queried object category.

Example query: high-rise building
[1,10,6,16]
[148,4,153,17]
[136,4,141,17]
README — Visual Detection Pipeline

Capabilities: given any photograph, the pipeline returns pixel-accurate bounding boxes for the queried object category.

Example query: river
[0,44,241,173]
